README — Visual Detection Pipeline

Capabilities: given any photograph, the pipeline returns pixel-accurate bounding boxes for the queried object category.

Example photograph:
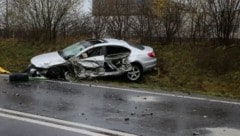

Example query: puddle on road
[205,127,240,136]
[127,96,160,102]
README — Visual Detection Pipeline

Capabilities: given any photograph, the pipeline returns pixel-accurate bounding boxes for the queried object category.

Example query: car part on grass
[0,67,10,74]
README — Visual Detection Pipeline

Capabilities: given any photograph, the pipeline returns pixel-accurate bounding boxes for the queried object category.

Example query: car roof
[86,38,129,46]
[103,38,128,45]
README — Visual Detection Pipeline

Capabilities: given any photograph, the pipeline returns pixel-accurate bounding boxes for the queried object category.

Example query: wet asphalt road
[0,75,240,136]
[0,116,87,136]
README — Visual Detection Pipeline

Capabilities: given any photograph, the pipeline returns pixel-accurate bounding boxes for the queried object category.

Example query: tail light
[147,52,156,58]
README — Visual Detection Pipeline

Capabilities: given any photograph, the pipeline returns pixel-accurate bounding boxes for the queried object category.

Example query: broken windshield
[59,41,92,59]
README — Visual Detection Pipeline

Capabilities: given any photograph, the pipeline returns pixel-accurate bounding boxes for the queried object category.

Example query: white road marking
[0,108,137,136]
[86,84,240,105]
[0,112,106,136]
[47,80,240,106]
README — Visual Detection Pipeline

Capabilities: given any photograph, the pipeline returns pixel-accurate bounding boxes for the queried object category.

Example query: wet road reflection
[205,127,240,136]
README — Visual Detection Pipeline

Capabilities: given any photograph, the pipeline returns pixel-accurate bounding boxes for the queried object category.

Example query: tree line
[1,0,240,45]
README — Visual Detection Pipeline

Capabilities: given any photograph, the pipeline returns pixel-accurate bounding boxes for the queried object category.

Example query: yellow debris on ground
[0,67,10,74]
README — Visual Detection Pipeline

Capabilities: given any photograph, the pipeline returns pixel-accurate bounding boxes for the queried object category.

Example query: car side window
[81,47,104,58]
[106,46,130,55]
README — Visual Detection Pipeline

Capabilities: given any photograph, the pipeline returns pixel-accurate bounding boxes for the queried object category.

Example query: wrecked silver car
[28,38,157,82]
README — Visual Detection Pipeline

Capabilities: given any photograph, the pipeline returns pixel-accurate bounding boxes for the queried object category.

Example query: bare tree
[0,1,5,36]
[0,0,10,38]
[205,0,240,45]
[106,0,132,39]
[60,12,92,39]
[91,0,110,38]
[183,0,212,43]
[152,0,186,43]
[12,0,83,42]
[131,0,158,43]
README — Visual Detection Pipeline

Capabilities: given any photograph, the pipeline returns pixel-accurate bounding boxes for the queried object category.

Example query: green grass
[0,39,36,72]
[0,39,69,72]
[154,44,240,99]
[1,39,240,99]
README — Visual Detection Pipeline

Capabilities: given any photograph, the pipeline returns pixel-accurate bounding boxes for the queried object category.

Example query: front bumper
[28,64,48,77]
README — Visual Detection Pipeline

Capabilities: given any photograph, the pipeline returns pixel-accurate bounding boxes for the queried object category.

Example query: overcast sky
[82,0,92,12]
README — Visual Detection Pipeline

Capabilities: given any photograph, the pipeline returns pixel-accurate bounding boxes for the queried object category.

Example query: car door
[104,45,131,72]
[80,46,105,62]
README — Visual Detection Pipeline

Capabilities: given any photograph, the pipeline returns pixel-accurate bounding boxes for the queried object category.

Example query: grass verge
[0,39,240,99]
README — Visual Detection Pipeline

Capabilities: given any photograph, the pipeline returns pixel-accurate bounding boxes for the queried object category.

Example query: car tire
[9,73,29,82]
[126,63,143,82]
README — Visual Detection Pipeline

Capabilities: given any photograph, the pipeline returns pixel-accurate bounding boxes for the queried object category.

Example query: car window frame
[79,46,105,59]
[105,45,131,56]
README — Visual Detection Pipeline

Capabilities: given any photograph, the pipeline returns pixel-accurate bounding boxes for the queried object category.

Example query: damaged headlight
[29,67,40,77]
[28,64,46,77]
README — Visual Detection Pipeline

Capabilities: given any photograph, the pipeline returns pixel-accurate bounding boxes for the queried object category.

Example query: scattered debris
[117,98,123,101]
[142,113,153,116]
[192,131,200,135]
[144,108,150,112]
[117,109,123,113]
[131,112,136,116]
[124,118,130,121]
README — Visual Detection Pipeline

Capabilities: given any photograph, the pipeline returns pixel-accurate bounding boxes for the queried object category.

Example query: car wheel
[126,63,143,82]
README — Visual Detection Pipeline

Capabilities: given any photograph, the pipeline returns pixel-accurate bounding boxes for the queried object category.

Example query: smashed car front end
[28,51,67,77]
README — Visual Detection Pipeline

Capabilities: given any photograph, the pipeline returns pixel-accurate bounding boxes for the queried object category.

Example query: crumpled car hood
[31,51,66,68]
